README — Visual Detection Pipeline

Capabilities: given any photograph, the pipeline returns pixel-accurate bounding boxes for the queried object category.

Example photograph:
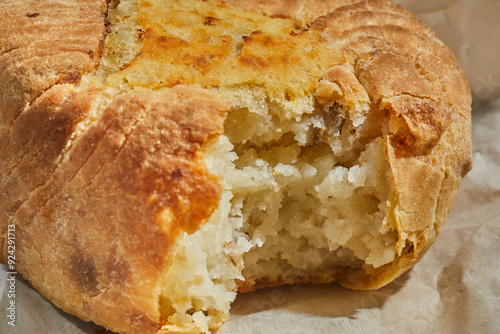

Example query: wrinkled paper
[1,0,499,333]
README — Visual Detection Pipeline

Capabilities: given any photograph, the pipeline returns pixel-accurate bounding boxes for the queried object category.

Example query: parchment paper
[1,0,499,333]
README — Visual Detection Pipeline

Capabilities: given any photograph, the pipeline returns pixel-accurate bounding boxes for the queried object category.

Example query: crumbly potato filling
[157,86,398,332]
[212,87,398,286]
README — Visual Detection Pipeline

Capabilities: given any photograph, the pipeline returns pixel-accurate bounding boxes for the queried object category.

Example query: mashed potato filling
[157,86,398,332]
[95,0,399,332]
[214,86,398,283]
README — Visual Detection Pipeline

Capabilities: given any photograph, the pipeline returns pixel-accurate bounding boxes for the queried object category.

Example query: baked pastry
[0,0,472,333]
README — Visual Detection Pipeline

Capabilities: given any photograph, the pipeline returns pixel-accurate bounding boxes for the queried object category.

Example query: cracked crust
[0,0,109,259]
[0,0,471,332]
[0,0,108,128]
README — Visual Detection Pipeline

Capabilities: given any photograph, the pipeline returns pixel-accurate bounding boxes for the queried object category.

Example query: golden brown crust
[0,0,108,126]
[0,0,109,258]
[113,0,342,101]
[6,84,227,333]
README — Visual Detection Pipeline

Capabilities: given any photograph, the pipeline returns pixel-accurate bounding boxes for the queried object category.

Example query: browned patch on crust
[140,24,302,75]
[237,31,302,69]
[139,28,234,77]
[59,71,83,85]
[385,95,453,156]
[459,156,473,178]
[132,103,223,235]
[203,16,220,26]
[69,248,101,295]
[242,35,252,43]
[238,55,269,68]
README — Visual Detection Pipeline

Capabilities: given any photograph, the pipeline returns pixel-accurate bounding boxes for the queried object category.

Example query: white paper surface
[1,1,499,333]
